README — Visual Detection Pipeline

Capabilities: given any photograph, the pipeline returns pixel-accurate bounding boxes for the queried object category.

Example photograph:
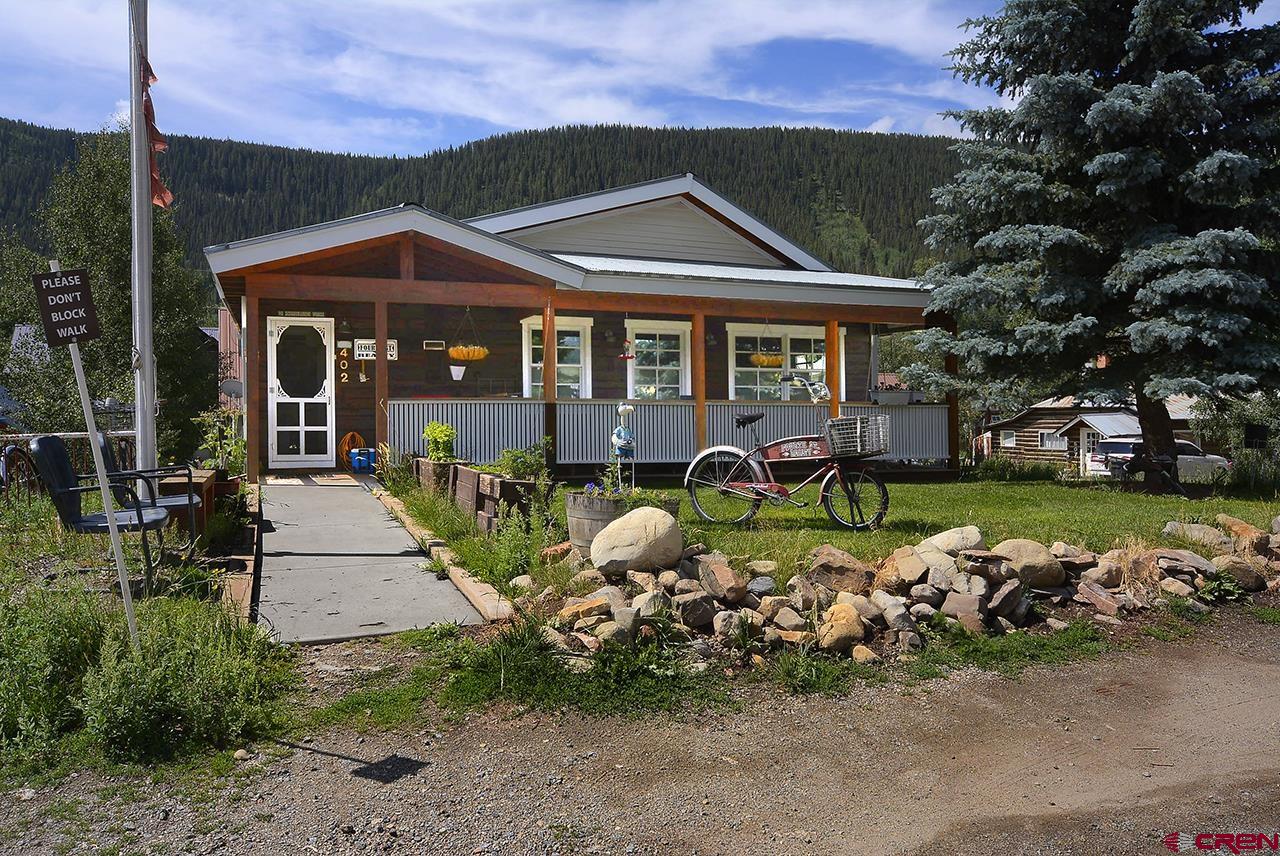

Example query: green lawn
[656,479,1277,581]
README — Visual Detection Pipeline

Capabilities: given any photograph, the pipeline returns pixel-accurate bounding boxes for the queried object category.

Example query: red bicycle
[684,375,890,530]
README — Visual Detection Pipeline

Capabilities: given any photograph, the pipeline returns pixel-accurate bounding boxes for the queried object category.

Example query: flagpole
[129,0,157,471]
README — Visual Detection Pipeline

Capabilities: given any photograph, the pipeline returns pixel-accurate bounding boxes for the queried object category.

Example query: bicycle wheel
[820,466,888,531]
[0,447,41,502]
[687,451,763,524]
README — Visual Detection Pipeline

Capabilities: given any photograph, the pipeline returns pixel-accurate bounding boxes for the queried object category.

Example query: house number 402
[337,347,349,384]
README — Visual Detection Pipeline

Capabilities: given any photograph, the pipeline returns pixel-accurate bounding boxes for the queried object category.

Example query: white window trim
[1038,430,1068,451]
[623,319,692,399]
[1000,430,1017,448]
[724,322,846,401]
[520,315,594,399]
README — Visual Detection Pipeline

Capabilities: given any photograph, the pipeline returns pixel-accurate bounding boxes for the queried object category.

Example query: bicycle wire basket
[825,414,890,458]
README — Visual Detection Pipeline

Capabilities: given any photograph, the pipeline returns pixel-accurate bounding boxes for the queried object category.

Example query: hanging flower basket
[448,344,489,362]
[750,352,784,368]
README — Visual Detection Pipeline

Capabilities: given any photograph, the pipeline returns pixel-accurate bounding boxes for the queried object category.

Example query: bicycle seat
[734,412,765,428]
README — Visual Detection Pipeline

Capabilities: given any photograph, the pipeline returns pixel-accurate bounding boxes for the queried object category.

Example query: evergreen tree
[0,129,215,457]
[909,0,1280,482]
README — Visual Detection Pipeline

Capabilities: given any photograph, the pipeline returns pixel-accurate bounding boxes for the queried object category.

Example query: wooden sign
[32,268,100,346]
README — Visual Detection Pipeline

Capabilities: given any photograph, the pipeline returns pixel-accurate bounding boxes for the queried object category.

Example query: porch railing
[386,399,950,466]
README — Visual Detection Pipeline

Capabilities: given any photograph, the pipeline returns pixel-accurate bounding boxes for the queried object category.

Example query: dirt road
[5,617,1279,855]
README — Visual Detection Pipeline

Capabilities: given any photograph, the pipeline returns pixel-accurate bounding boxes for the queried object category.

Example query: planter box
[413,458,459,493]
[565,492,681,555]
[452,465,545,532]
[874,390,919,405]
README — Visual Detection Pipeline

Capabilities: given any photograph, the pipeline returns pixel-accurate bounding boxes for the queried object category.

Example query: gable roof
[1053,412,1142,437]
[465,174,833,272]
[203,204,587,288]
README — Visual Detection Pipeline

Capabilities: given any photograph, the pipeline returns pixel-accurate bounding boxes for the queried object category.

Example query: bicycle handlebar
[779,374,830,404]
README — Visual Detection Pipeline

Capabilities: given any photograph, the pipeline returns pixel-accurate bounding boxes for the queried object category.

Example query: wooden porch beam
[691,313,707,449]
[247,274,549,308]
[244,293,261,482]
[375,300,389,451]
[825,319,840,419]
[551,289,926,325]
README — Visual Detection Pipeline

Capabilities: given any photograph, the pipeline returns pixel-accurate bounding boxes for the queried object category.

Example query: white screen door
[267,317,335,469]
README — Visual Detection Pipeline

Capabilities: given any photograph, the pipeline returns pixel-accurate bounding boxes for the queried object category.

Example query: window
[521,316,593,399]
[725,323,846,401]
[1038,430,1068,451]
[624,320,690,400]
[1000,430,1017,448]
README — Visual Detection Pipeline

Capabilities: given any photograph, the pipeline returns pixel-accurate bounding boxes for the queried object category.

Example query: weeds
[1167,596,1214,625]
[769,646,883,695]
[909,616,1107,679]
[1252,606,1280,625]
[1197,575,1250,604]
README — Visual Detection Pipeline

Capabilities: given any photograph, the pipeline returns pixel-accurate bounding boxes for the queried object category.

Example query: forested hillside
[0,118,958,277]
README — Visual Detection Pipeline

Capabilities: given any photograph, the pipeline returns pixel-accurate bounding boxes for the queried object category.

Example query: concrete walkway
[257,475,480,643]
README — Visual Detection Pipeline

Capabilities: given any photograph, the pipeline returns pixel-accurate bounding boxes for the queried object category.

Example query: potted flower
[447,344,488,380]
[194,405,246,496]
[749,352,784,368]
[565,470,681,554]
[873,380,918,405]
[416,421,461,493]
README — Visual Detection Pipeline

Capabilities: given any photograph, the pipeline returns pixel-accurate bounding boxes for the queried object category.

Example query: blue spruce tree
[911,0,1280,483]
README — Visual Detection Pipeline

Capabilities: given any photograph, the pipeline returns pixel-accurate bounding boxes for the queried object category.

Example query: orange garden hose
[337,431,366,470]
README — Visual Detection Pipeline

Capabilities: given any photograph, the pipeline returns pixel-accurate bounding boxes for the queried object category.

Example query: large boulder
[991,539,1065,588]
[806,544,877,594]
[590,507,683,577]
[920,526,986,556]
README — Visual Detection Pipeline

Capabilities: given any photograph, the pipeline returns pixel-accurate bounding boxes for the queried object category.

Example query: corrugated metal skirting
[555,401,697,464]
[388,400,544,464]
[387,400,949,465]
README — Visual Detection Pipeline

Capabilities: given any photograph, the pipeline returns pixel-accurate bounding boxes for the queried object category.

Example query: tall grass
[0,581,294,764]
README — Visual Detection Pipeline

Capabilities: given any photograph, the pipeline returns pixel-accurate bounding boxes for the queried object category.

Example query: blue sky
[1,1,1275,156]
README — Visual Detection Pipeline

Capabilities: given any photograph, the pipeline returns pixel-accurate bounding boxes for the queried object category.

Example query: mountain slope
[0,119,958,278]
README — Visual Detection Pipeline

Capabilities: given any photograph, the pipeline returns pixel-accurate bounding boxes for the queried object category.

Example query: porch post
[825,319,840,419]
[375,300,388,452]
[542,293,557,466]
[244,292,261,482]
[691,312,707,449]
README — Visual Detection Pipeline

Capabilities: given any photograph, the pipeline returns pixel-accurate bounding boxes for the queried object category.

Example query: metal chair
[28,435,169,589]
[95,432,201,553]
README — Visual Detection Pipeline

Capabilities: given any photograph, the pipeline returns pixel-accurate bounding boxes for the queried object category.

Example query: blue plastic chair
[28,435,169,588]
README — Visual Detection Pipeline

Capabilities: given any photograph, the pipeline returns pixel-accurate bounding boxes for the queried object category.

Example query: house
[203,174,956,480]
[986,395,1198,473]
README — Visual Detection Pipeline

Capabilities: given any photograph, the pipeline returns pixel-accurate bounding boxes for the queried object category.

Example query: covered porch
[206,206,956,480]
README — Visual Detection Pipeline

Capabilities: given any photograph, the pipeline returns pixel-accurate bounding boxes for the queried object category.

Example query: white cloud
[866,115,896,133]
[0,0,993,152]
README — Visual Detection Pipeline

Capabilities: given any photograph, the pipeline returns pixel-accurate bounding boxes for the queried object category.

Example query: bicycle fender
[684,446,764,486]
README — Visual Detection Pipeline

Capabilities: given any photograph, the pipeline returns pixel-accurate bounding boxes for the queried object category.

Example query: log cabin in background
[204,174,957,480]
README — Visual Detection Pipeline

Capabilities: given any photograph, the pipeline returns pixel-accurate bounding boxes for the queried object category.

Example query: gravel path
[4,616,1278,855]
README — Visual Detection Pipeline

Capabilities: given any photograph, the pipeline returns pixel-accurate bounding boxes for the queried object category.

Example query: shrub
[80,598,293,760]
[969,455,1067,482]
[421,421,457,462]
[375,442,415,492]
[481,438,551,481]
[0,584,110,756]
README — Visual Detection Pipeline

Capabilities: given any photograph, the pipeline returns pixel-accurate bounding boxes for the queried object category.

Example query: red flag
[140,55,173,208]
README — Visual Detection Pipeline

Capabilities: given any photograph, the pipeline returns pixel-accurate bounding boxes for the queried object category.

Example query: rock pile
[524,508,1280,662]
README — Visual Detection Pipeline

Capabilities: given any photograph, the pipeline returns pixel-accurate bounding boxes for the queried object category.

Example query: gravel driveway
[4,616,1278,855]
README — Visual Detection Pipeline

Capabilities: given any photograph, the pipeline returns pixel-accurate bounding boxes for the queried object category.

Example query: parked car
[1088,435,1229,481]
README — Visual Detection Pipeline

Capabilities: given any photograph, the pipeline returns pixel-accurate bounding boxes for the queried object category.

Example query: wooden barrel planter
[565,493,681,555]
